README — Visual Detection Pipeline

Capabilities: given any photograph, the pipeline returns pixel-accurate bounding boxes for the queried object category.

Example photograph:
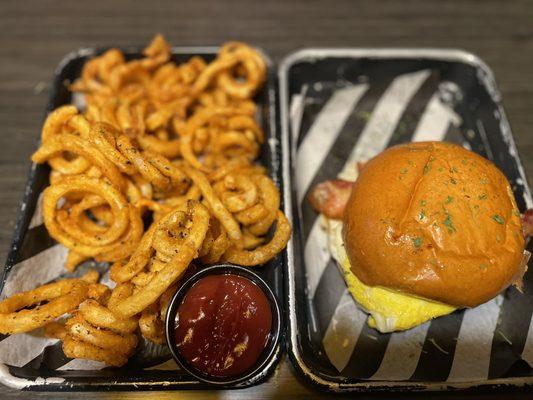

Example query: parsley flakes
[444,214,456,233]
[492,215,505,225]
[413,237,423,248]
[358,111,372,121]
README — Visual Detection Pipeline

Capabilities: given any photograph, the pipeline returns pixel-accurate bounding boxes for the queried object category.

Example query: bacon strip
[523,209,533,238]
[308,179,354,220]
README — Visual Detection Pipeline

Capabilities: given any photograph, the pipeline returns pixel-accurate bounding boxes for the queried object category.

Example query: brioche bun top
[343,142,525,307]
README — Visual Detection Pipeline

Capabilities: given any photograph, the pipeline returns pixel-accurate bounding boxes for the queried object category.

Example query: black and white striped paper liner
[293,69,533,382]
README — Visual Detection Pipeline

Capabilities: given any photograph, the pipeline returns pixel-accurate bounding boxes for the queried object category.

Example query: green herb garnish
[478,194,487,200]
[413,237,423,248]
[419,210,426,220]
[450,177,457,185]
[492,215,505,225]
[420,200,427,206]
[400,168,408,174]
[479,263,488,270]
[428,338,449,355]
[398,121,407,133]
[444,214,456,233]
[461,159,468,165]
[358,111,372,121]
[480,178,488,185]
[445,196,453,204]
[424,165,431,175]
[498,331,512,346]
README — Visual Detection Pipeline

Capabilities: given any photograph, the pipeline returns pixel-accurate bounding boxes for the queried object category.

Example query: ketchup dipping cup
[165,264,281,385]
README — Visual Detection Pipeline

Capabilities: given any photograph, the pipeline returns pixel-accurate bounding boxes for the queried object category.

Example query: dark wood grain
[0,0,532,398]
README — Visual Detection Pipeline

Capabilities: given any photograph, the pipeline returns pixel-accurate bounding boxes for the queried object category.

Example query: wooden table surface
[1,0,532,398]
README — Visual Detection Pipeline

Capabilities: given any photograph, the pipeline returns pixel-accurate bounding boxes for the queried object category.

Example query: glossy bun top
[343,142,525,307]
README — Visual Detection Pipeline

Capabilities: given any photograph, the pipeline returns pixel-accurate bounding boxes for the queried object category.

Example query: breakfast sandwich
[309,141,531,333]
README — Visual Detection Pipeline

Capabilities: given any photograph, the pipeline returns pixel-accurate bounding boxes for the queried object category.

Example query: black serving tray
[279,49,533,393]
[0,46,286,391]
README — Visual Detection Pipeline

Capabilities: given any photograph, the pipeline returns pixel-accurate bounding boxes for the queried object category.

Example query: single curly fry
[222,211,291,266]
[183,166,243,246]
[0,280,89,334]
[43,175,142,261]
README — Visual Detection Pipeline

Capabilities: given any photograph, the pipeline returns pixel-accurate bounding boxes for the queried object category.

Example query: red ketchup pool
[174,274,272,378]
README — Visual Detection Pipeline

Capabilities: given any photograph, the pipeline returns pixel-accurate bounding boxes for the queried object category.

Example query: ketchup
[174,274,272,378]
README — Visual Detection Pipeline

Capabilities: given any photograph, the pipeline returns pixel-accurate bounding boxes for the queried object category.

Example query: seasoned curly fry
[110,202,210,318]
[32,131,126,190]
[0,279,89,334]
[42,175,143,261]
[223,211,292,266]
[60,293,139,367]
[138,283,177,345]
[40,106,92,174]
[183,165,243,246]
[215,42,267,99]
